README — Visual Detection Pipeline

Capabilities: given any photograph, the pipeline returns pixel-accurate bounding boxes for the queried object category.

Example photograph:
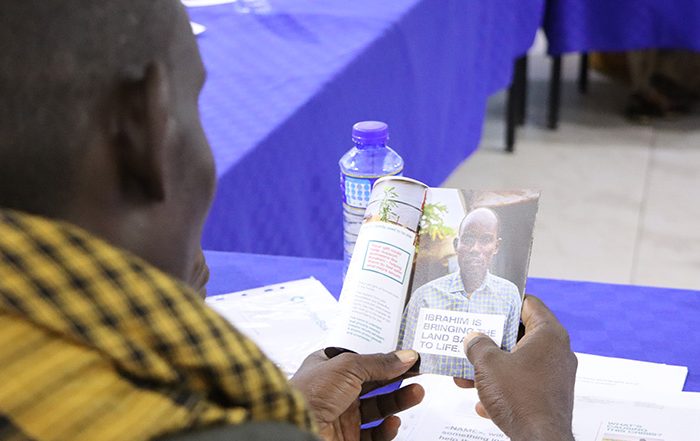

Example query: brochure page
[326,177,427,355]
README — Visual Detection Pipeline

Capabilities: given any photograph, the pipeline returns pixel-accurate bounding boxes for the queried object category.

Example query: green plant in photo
[419,202,455,240]
[379,186,399,222]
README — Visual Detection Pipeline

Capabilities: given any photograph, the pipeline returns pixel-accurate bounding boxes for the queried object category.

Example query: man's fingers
[517,295,572,352]
[349,350,419,384]
[294,350,326,372]
[464,332,503,368]
[520,295,559,332]
[361,359,420,394]
[475,401,491,419]
[360,383,424,424]
[339,401,361,441]
[453,378,474,388]
[361,415,401,441]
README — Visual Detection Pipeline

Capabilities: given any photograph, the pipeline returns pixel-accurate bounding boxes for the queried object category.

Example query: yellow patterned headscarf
[0,209,314,440]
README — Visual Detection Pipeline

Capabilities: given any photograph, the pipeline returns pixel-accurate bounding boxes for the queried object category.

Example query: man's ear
[493,237,502,254]
[112,62,171,202]
[453,237,459,253]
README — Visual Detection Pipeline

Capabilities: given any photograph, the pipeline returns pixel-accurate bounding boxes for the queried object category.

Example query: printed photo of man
[399,207,522,378]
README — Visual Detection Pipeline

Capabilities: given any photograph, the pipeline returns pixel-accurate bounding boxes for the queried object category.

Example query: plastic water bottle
[340,121,404,277]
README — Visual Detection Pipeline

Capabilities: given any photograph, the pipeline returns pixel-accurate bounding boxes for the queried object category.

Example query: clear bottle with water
[340,121,404,277]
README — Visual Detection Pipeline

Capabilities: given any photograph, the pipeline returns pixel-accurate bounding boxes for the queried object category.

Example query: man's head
[0,1,215,282]
[453,207,501,291]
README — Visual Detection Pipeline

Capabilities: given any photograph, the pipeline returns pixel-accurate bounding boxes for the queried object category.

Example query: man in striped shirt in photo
[400,207,522,378]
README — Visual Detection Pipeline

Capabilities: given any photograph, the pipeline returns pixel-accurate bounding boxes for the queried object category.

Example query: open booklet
[326,177,539,379]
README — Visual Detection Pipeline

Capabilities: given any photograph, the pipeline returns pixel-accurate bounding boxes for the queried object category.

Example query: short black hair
[0,0,179,215]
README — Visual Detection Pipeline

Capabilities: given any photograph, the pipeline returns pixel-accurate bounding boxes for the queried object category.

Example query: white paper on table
[182,0,238,7]
[395,375,505,441]
[206,277,339,377]
[571,390,700,441]
[575,352,688,393]
[395,354,692,441]
[570,354,691,441]
[396,377,700,441]
[190,22,206,35]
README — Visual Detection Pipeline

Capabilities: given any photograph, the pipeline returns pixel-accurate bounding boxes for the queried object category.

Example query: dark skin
[14,1,577,440]
[454,207,501,294]
[290,350,424,441]
[42,2,419,439]
[60,18,215,286]
[190,249,211,298]
[456,296,577,441]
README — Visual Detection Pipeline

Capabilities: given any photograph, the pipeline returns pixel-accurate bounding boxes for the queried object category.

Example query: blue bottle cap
[352,121,389,144]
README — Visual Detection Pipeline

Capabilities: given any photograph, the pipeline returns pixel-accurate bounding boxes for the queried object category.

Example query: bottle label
[341,170,402,209]
[342,176,373,208]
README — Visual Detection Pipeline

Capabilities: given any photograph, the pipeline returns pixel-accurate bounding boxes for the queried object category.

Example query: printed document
[207,277,338,376]
[396,353,692,441]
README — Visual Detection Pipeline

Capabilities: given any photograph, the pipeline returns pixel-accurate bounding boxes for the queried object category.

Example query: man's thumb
[355,350,419,381]
[464,332,502,368]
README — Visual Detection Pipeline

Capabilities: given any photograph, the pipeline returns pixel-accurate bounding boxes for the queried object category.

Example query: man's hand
[290,350,424,441]
[188,248,210,299]
[462,296,577,441]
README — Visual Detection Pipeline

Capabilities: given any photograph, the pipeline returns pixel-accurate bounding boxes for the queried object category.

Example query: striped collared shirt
[399,271,522,378]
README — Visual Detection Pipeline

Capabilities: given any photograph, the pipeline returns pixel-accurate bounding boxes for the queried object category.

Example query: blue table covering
[205,250,700,392]
[189,0,543,259]
[544,0,700,55]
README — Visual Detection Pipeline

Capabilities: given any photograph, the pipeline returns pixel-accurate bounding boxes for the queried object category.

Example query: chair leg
[578,52,589,94]
[505,56,530,152]
[548,55,562,130]
[506,76,517,153]
[515,56,528,126]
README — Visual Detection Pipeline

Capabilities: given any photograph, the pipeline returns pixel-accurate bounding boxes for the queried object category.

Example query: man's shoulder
[412,272,458,298]
[0,312,191,440]
[486,273,521,301]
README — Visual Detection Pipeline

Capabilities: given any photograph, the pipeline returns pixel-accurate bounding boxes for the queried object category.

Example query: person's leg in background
[625,50,669,121]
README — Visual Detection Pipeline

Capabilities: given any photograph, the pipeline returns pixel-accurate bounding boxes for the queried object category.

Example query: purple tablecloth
[205,250,700,392]
[189,0,543,259]
[544,0,700,54]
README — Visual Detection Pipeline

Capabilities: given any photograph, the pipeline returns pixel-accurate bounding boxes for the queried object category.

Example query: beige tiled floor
[444,53,700,290]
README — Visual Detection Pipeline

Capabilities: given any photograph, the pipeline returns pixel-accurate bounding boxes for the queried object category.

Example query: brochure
[326,177,539,379]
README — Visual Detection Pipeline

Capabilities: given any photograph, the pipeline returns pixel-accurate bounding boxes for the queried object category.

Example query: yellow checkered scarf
[0,209,314,440]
